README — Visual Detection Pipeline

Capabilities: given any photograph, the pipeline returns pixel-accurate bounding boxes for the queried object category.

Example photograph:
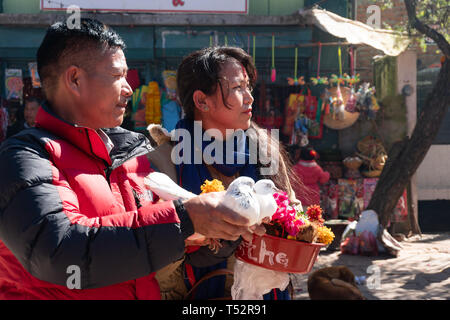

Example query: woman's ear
[192,90,210,112]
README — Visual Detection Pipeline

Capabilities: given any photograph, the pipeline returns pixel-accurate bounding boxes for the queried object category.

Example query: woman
[148,46,302,300]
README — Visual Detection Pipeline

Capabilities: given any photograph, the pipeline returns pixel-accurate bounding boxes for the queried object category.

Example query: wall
[2,0,40,13]
[249,0,304,15]
[417,146,450,200]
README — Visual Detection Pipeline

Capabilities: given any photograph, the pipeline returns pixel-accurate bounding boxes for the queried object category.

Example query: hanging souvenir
[5,69,23,100]
[297,88,323,140]
[287,47,305,86]
[270,33,276,83]
[328,83,345,120]
[162,70,177,100]
[330,72,360,87]
[304,88,317,119]
[338,45,343,81]
[308,97,324,139]
[321,88,331,115]
[345,87,357,113]
[323,86,360,130]
[310,42,328,85]
[330,46,344,88]
[28,62,41,88]
[145,81,161,125]
[282,92,303,139]
[347,47,361,87]
[132,85,148,129]
[294,114,310,135]
[355,82,380,120]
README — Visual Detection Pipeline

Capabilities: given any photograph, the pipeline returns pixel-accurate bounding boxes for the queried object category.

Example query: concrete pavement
[291,232,450,300]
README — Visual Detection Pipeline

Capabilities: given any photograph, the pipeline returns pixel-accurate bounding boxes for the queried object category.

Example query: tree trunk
[367,0,450,229]
[367,58,449,228]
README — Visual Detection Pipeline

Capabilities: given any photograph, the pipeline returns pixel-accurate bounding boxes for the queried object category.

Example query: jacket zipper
[83,128,114,186]
[84,128,150,207]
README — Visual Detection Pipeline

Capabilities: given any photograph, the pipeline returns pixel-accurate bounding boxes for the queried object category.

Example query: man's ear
[192,90,210,112]
[63,65,83,98]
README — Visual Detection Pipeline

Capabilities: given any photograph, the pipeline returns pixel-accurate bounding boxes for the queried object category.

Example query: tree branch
[404,0,450,57]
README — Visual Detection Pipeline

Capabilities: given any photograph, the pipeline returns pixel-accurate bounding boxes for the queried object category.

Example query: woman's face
[202,60,254,137]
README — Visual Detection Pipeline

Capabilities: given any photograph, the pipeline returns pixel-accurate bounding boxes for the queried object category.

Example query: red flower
[306,205,324,224]
[271,191,309,236]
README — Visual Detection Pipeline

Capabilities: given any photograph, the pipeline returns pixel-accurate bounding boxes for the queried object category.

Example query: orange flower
[200,179,225,194]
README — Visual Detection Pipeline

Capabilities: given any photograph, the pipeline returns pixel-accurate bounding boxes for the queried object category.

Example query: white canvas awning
[301,8,411,56]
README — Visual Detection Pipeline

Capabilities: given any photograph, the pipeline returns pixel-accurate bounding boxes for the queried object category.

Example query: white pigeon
[144,172,207,242]
[253,179,279,222]
[144,172,196,201]
[223,176,260,226]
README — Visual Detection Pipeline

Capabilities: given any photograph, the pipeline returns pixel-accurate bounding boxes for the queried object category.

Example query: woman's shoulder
[146,124,177,181]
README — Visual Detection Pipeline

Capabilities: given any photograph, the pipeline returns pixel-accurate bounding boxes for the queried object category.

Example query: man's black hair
[24,96,42,106]
[37,18,126,98]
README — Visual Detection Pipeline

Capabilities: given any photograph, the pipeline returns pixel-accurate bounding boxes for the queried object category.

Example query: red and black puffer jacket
[0,103,193,299]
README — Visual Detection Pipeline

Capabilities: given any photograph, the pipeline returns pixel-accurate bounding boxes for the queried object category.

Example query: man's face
[78,48,132,130]
[24,101,40,127]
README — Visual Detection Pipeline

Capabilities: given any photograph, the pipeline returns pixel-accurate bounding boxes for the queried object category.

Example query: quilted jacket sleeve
[317,165,330,184]
[0,135,193,289]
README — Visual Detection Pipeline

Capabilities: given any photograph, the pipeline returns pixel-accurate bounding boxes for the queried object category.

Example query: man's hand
[183,191,266,242]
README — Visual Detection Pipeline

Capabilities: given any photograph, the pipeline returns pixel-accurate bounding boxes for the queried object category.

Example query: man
[5,101,24,138]
[6,98,41,139]
[0,18,261,300]
[23,97,41,128]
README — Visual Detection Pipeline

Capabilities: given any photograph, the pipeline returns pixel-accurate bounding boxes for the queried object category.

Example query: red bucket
[236,234,325,274]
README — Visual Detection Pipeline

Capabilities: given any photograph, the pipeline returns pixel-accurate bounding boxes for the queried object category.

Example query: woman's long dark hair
[176,46,304,199]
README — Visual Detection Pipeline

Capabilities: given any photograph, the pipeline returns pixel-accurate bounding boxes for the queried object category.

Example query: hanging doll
[345,87,357,113]
[332,84,346,121]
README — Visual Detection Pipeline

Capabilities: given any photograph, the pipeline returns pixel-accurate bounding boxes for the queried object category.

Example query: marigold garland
[316,226,335,245]
[200,179,225,194]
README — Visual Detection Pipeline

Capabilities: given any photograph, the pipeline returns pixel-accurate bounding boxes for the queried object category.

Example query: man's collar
[97,129,115,154]
[35,101,113,165]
